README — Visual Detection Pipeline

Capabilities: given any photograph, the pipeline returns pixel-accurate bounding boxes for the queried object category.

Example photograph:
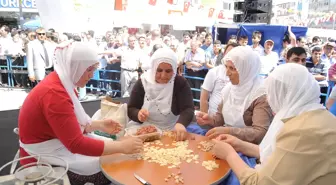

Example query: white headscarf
[259,63,325,164]
[141,48,178,115]
[54,41,98,128]
[221,46,265,127]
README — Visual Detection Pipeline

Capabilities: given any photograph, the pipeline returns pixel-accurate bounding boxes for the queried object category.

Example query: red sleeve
[42,89,104,156]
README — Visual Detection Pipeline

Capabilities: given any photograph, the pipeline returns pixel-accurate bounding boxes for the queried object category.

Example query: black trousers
[0,59,8,85]
[106,63,121,97]
[12,57,30,87]
[320,86,328,104]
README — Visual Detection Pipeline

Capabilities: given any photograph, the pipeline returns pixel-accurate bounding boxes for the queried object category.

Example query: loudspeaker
[233,0,272,23]
[246,13,270,23]
[245,0,272,13]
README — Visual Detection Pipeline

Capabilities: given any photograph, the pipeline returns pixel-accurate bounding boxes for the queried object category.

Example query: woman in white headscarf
[211,63,336,185]
[196,46,273,144]
[19,41,143,185]
[127,48,194,141]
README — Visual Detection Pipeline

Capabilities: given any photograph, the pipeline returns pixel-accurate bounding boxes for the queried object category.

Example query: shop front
[0,0,38,28]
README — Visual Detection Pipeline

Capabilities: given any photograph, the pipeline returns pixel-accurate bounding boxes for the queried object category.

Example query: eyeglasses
[37,33,46,36]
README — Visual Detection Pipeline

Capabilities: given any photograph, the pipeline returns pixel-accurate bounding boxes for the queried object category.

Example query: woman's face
[155,62,174,84]
[75,63,99,87]
[225,60,239,85]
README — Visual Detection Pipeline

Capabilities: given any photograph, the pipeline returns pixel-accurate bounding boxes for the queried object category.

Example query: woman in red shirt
[18,41,143,185]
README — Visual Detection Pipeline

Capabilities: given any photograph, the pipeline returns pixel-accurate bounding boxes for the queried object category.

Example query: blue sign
[0,0,36,9]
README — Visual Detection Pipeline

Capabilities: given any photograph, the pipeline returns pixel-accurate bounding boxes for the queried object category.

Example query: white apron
[127,93,179,131]
[20,132,110,176]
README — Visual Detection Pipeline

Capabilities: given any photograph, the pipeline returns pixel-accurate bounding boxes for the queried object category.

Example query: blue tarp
[23,19,42,30]
[217,24,308,54]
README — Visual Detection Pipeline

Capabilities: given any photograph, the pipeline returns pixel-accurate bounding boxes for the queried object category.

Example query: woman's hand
[211,139,236,160]
[205,127,230,139]
[138,109,149,122]
[216,134,244,152]
[119,137,143,154]
[196,112,214,126]
[100,119,123,134]
[174,123,188,141]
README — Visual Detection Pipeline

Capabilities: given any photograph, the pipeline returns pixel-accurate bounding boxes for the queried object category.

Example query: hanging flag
[149,0,157,6]
[329,13,336,22]
[218,10,224,19]
[183,2,190,13]
[208,8,215,18]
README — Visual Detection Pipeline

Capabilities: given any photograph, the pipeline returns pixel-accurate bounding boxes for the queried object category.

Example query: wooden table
[100,134,231,185]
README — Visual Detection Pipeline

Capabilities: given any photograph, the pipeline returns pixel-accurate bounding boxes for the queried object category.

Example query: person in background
[297,37,307,47]
[115,35,143,98]
[205,40,221,69]
[127,48,194,141]
[170,39,179,53]
[201,33,213,53]
[86,30,97,47]
[310,36,321,50]
[297,37,311,57]
[185,40,206,107]
[163,36,171,48]
[238,36,248,46]
[227,35,238,45]
[215,43,240,67]
[19,41,143,185]
[27,27,54,87]
[0,25,12,85]
[278,45,292,65]
[150,44,163,56]
[251,31,263,55]
[306,46,328,104]
[211,64,336,185]
[321,42,336,68]
[10,31,26,87]
[138,34,150,55]
[196,46,273,144]
[260,40,278,75]
[285,47,307,65]
[151,29,162,45]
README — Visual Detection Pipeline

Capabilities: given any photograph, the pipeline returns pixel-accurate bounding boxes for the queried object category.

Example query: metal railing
[0,56,334,105]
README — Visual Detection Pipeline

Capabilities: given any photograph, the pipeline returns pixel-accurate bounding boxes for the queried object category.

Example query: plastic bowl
[125,124,162,142]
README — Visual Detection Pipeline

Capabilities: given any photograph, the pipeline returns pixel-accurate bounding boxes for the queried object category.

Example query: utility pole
[18,0,23,28]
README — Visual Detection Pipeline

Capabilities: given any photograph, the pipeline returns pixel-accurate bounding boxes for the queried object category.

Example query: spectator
[201,33,213,54]
[321,42,336,69]
[251,31,263,55]
[205,40,221,69]
[260,40,278,75]
[286,47,307,65]
[227,35,237,44]
[238,36,248,46]
[184,40,206,107]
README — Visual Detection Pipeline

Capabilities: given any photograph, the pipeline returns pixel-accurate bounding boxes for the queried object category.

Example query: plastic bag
[92,100,128,138]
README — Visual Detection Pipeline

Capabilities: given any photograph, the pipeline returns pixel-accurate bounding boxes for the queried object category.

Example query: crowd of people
[13,23,336,185]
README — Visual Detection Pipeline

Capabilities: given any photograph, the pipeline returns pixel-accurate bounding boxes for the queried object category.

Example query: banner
[36,0,84,32]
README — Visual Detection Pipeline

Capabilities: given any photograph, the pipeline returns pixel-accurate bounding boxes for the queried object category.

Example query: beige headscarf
[221,46,265,127]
